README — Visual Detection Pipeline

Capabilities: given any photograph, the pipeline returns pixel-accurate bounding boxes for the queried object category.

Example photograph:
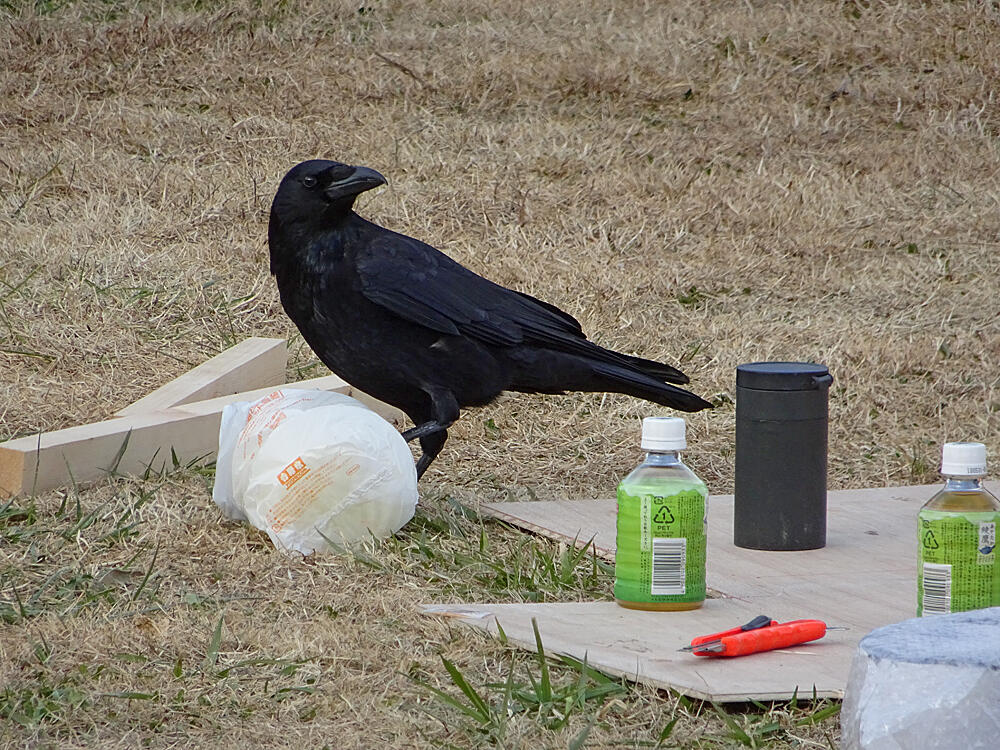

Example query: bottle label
[917,509,1000,616]
[615,483,707,604]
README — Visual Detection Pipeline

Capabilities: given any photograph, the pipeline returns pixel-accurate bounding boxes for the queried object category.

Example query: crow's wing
[352,231,634,352]
[355,230,690,383]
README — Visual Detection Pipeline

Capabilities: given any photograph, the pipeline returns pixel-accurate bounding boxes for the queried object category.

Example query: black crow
[268,159,712,479]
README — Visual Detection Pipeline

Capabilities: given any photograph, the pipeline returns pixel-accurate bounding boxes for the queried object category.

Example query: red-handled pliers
[679,615,838,657]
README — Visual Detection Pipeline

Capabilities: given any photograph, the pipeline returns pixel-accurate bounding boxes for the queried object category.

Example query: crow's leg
[415,430,448,479]
[402,388,459,479]
[402,422,444,442]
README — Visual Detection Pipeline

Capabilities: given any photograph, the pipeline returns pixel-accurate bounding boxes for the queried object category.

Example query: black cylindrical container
[734,362,833,550]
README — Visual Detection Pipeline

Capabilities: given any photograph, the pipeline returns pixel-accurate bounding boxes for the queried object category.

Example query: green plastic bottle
[917,441,1000,616]
[615,417,708,611]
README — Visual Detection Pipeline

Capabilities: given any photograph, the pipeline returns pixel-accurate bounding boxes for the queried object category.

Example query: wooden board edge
[482,503,616,561]
[0,377,351,497]
[167,375,406,426]
[0,435,31,499]
[0,409,206,498]
[116,337,288,416]
[166,375,352,416]
[0,375,405,497]
[421,605,844,703]
[345,387,407,428]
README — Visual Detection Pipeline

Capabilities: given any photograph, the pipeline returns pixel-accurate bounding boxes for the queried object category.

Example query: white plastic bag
[212,389,417,554]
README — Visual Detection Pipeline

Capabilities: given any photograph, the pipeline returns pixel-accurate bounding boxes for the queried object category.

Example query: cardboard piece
[424,484,963,702]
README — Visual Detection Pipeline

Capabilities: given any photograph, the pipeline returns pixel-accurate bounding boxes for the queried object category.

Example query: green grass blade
[412,677,491,724]
[495,618,508,646]
[572,651,590,711]
[711,701,752,746]
[530,618,552,704]
[131,542,159,601]
[441,657,492,722]
[500,658,515,719]
[796,702,841,725]
[106,430,132,475]
[569,710,599,750]
[556,653,618,685]
[11,583,28,620]
[203,615,224,669]
[655,716,679,747]
[579,683,625,702]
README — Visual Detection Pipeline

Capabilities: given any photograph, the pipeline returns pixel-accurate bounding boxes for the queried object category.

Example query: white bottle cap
[641,416,686,451]
[941,442,987,477]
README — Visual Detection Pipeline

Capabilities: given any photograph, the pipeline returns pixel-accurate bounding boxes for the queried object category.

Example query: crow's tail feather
[507,349,712,412]
[588,362,712,412]
[616,352,689,385]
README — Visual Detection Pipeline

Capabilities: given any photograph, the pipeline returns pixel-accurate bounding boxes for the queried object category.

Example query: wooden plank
[116,337,287,416]
[422,599,854,702]
[429,484,981,701]
[484,499,617,560]
[0,376,406,497]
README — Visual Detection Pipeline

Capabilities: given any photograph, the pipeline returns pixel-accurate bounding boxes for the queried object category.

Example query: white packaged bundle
[212,389,417,554]
[841,607,1000,750]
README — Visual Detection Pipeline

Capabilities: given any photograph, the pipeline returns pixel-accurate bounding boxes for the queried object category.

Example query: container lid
[736,361,832,391]
[641,416,686,451]
[941,442,987,477]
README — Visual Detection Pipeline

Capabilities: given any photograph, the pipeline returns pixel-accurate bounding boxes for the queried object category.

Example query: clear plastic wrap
[841,607,1000,749]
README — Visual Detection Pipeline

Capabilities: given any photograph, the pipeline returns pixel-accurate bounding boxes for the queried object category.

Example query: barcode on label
[921,562,952,615]
[651,537,686,595]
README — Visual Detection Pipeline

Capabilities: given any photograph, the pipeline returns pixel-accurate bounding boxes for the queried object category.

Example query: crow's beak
[325,165,387,200]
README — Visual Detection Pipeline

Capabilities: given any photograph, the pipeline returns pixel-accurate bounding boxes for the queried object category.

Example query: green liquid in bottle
[917,483,1000,616]
[614,422,708,611]
[917,442,1000,617]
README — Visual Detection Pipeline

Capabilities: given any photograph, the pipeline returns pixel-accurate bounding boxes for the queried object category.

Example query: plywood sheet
[422,599,852,702]
[424,484,990,701]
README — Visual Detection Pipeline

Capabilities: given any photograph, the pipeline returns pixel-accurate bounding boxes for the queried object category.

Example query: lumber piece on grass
[116,337,288,416]
[0,375,406,498]
[170,375,407,426]
[165,375,407,426]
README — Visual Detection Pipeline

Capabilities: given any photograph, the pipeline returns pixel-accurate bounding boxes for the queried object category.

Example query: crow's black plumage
[268,159,712,478]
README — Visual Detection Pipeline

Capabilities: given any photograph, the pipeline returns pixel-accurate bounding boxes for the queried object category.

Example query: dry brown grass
[2,0,1000,747]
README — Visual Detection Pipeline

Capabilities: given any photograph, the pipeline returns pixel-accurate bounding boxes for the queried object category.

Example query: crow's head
[270,159,387,228]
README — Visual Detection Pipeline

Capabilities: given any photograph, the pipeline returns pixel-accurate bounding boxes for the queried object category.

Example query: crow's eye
[302,175,318,188]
